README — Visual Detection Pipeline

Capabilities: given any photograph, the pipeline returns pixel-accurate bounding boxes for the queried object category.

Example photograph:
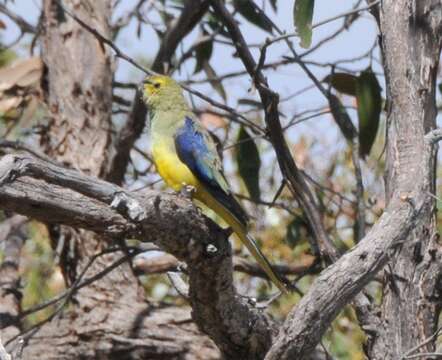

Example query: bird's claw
[180,184,196,199]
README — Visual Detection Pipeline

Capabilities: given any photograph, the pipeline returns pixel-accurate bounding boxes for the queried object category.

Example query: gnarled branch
[0,152,274,359]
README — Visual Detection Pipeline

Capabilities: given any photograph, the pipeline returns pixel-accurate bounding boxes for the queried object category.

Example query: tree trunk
[366,1,442,358]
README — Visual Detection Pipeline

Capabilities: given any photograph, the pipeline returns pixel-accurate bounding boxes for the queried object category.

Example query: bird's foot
[180,184,196,199]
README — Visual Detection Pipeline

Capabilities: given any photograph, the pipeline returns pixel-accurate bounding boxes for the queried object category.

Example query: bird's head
[140,75,184,109]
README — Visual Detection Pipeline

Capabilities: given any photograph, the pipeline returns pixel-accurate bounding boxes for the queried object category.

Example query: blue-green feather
[175,117,249,226]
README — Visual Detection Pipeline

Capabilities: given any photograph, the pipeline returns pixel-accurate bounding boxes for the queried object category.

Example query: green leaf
[293,0,315,48]
[323,73,358,96]
[194,30,213,74]
[328,94,357,142]
[233,0,273,33]
[236,126,261,201]
[285,217,302,247]
[356,68,382,158]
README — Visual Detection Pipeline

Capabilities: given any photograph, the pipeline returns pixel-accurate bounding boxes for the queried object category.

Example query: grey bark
[366,1,442,359]
[0,153,275,359]
[0,215,27,341]
[263,1,442,359]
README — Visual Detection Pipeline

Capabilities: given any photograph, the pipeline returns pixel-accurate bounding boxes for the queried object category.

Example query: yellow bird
[141,74,288,293]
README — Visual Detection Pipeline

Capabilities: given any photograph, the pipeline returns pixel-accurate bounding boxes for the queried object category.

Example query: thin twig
[401,326,442,359]
[351,137,366,242]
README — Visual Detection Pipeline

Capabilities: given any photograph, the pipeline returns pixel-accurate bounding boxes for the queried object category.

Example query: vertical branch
[351,137,366,242]
[367,1,442,358]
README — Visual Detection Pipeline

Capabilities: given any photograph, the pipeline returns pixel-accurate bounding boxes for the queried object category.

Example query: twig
[209,0,339,261]
[351,136,366,242]
[255,0,380,52]
[0,4,36,34]
[401,326,442,359]
[6,249,136,347]
[17,247,136,321]
[57,1,154,76]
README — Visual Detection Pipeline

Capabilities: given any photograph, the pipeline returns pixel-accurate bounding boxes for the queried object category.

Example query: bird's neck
[149,108,189,145]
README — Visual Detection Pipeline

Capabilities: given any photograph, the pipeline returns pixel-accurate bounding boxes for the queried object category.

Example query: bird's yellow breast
[152,142,198,191]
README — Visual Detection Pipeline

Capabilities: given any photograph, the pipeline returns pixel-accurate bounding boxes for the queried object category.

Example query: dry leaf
[0,57,42,92]
[200,112,226,128]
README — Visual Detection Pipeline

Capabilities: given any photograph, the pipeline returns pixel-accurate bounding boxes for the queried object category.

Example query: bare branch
[0,4,36,34]
[133,253,317,278]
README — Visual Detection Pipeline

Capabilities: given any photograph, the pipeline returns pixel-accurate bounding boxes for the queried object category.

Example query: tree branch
[0,152,275,359]
[265,190,432,359]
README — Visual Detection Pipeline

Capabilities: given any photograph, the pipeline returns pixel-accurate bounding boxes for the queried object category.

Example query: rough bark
[366,1,442,358]
[0,153,275,359]
[0,215,27,341]
[24,306,220,360]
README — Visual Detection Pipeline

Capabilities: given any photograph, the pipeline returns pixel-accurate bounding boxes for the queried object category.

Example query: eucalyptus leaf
[356,68,382,158]
[293,0,315,48]
[236,126,261,201]
[323,73,358,96]
[233,0,274,33]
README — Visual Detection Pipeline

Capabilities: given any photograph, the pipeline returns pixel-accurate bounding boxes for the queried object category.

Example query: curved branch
[0,153,274,359]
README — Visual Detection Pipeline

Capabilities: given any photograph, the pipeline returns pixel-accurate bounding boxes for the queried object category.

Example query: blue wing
[175,117,249,226]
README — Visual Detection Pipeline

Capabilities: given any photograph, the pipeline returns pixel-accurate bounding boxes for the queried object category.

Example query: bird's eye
[154,83,161,89]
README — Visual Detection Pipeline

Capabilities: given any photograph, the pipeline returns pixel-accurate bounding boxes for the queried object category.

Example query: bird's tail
[234,225,289,294]
[196,187,289,293]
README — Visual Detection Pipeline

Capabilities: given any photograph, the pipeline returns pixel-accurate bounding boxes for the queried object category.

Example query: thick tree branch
[366,1,442,358]
[0,153,274,359]
[133,253,317,278]
[264,190,433,359]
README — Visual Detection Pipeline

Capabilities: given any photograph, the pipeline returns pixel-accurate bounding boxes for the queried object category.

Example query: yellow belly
[152,144,198,191]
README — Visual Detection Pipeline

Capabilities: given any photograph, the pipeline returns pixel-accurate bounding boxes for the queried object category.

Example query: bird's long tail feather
[235,227,289,294]
[196,187,289,293]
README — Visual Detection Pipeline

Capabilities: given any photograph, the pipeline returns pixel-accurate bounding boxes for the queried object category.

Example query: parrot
[141,74,288,293]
